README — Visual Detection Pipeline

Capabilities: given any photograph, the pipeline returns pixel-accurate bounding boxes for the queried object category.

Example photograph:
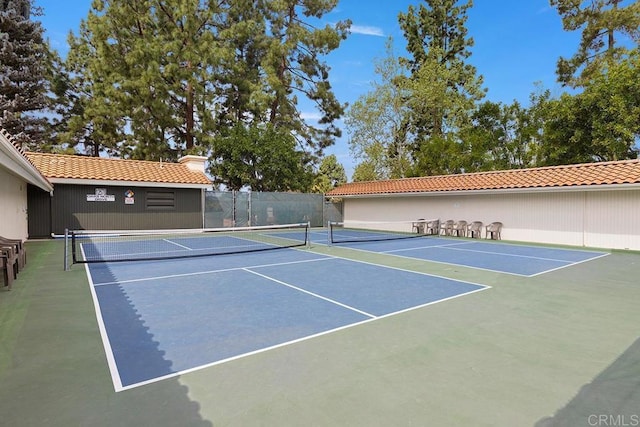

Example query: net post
[305,221,311,248]
[327,221,333,246]
[64,228,70,271]
[71,231,77,265]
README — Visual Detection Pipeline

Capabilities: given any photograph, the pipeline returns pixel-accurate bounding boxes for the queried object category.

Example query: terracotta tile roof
[26,152,211,186]
[327,159,640,196]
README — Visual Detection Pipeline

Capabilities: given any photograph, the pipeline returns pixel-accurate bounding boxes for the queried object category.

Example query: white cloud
[300,112,323,121]
[350,25,385,37]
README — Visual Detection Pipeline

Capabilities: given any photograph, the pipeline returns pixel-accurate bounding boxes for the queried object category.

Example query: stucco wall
[0,168,28,240]
[342,188,640,251]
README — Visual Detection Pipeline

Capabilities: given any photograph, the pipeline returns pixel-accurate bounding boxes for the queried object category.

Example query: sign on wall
[124,189,135,205]
[87,188,115,202]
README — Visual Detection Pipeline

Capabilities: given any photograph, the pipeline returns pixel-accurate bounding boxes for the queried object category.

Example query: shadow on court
[536,335,640,427]
[94,263,177,387]
[0,241,213,426]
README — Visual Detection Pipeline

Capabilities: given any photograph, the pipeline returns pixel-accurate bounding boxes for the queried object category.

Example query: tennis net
[66,222,309,265]
[328,220,436,244]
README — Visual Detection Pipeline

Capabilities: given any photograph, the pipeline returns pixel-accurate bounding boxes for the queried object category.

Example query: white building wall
[584,190,640,251]
[0,168,28,240]
[343,188,640,251]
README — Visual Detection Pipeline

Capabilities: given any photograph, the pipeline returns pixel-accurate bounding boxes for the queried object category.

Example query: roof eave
[328,182,640,198]
[0,138,54,193]
[48,177,212,190]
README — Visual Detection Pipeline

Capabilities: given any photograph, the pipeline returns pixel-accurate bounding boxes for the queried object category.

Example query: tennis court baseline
[85,249,488,391]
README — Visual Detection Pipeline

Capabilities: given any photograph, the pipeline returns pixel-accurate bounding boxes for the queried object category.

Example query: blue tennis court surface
[86,249,488,391]
[309,230,609,277]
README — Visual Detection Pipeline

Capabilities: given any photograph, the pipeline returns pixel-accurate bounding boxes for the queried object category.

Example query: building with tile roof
[327,160,640,196]
[26,152,211,188]
[0,129,53,240]
[327,160,640,251]
[23,152,212,237]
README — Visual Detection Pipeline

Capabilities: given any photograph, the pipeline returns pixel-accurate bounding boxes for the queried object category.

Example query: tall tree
[0,0,52,149]
[209,0,350,190]
[66,0,229,159]
[461,95,548,172]
[256,0,350,158]
[540,49,640,164]
[345,39,412,180]
[210,122,313,191]
[398,0,485,175]
[351,161,378,182]
[550,0,640,87]
[66,0,349,191]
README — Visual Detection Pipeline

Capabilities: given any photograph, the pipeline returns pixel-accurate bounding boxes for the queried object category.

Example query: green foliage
[66,0,227,159]
[550,0,640,87]
[255,0,350,157]
[398,0,485,175]
[312,154,346,193]
[0,0,53,149]
[412,133,465,176]
[460,94,548,171]
[210,123,314,192]
[62,0,348,190]
[345,38,412,180]
[540,50,640,164]
[352,161,379,182]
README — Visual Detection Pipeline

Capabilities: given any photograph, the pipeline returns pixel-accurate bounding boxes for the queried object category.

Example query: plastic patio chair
[425,219,440,235]
[452,220,467,237]
[440,220,454,236]
[467,221,483,238]
[412,219,426,234]
[485,222,503,240]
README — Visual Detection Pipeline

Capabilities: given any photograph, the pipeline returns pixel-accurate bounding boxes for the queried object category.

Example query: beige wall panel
[343,189,640,250]
[0,168,28,240]
[584,190,640,250]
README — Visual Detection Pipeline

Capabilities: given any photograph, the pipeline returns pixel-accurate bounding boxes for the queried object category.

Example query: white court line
[527,252,610,277]
[317,251,493,289]
[112,273,490,392]
[92,255,335,287]
[81,246,124,392]
[84,245,493,392]
[163,239,192,250]
[243,268,377,318]
[334,238,609,277]
[334,243,533,277]
[384,244,576,264]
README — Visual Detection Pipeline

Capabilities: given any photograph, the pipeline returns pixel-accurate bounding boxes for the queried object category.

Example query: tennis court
[2,225,640,426]
[86,247,488,391]
[320,223,609,276]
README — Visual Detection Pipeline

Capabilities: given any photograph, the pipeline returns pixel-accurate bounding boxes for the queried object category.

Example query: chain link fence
[204,191,342,228]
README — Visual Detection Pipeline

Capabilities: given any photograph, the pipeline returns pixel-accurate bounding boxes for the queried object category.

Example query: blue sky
[35,0,585,178]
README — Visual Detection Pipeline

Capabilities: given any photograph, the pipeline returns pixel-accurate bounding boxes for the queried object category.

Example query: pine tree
[66,0,229,160]
[66,0,350,191]
[210,0,351,190]
[0,0,52,149]
[258,0,350,157]
[398,0,485,175]
[550,0,640,87]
